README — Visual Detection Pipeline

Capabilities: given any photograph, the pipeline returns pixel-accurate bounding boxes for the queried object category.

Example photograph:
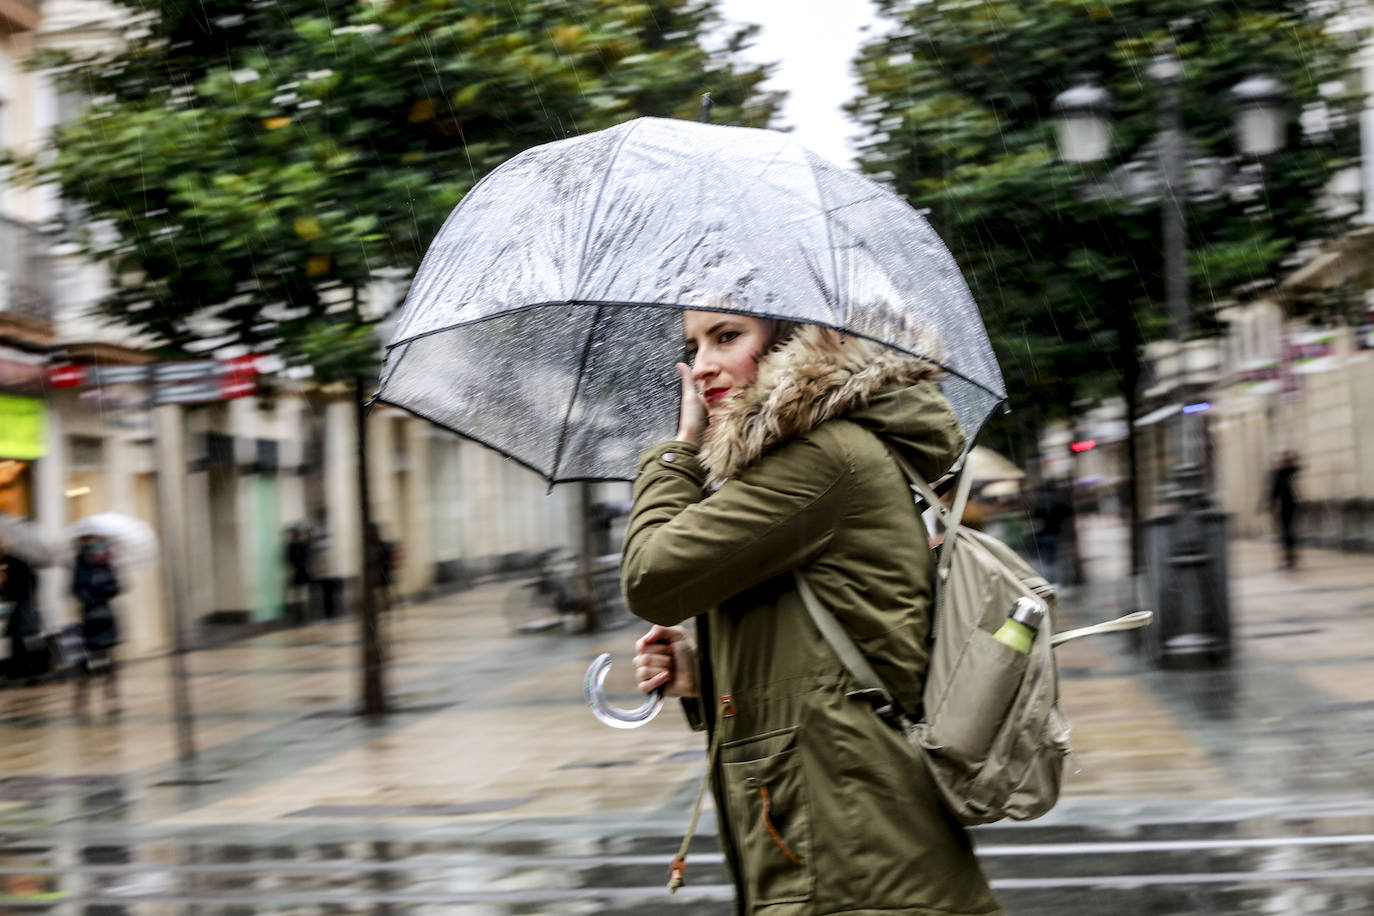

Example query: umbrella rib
[547,305,606,483]
[803,150,844,325]
[390,153,536,343]
[570,121,644,301]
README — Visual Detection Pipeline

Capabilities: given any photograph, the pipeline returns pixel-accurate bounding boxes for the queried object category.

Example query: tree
[19,0,781,715]
[848,0,1362,453]
[28,0,780,357]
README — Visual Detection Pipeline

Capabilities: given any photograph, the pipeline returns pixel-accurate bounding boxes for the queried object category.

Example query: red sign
[1070,439,1097,453]
[220,355,258,400]
[47,358,261,402]
[48,364,86,388]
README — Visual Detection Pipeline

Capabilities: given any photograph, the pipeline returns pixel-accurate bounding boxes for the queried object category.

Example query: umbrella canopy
[0,514,62,567]
[966,446,1025,484]
[65,513,159,567]
[378,117,1006,483]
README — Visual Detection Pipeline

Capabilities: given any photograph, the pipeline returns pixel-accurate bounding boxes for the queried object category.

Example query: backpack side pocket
[923,628,1029,765]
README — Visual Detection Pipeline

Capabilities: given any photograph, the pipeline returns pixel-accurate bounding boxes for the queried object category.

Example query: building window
[68,435,104,471]
[65,435,106,523]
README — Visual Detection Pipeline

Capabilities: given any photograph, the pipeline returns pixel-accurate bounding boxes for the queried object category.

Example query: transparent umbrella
[0,514,62,568]
[65,513,159,567]
[376,117,1006,483]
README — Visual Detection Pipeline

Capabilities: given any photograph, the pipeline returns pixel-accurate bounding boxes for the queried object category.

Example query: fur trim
[699,324,941,487]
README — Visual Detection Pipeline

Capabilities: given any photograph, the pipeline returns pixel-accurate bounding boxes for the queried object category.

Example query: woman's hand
[634,624,698,698]
[673,362,707,447]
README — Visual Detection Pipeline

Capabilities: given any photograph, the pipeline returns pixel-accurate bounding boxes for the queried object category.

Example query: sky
[715,0,884,167]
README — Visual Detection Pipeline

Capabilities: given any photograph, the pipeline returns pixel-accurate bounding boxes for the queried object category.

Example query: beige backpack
[795,445,1150,825]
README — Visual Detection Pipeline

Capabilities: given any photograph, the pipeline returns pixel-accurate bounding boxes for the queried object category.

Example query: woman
[622,311,1001,915]
[72,535,121,716]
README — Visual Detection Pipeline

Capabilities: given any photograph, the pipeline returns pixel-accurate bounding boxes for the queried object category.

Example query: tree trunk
[352,286,386,718]
[355,374,386,717]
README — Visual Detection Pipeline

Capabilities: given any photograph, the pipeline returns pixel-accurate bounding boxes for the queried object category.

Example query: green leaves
[297,319,381,384]
[851,0,1361,428]
[19,0,781,376]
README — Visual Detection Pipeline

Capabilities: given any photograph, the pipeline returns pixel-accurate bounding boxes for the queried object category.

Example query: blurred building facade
[1211,229,1374,540]
[2,1,599,659]
[1043,19,1374,547]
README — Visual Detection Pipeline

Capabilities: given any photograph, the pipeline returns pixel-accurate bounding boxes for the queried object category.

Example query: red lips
[704,387,729,403]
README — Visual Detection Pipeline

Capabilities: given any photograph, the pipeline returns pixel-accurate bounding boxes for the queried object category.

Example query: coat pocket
[925,627,1029,765]
[721,727,815,906]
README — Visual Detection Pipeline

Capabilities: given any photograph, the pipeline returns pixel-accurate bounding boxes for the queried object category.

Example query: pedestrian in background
[1267,450,1302,570]
[1031,479,1074,586]
[1,542,46,684]
[72,535,120,717]
[624,313,1000,915]
[365,522,398,612]
[284,522,315,623]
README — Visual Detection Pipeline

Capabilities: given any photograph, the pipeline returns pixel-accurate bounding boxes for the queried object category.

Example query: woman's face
[683,311,771,415]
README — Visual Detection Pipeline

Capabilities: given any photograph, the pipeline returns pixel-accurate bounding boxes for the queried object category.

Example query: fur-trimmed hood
[699,323,965,488]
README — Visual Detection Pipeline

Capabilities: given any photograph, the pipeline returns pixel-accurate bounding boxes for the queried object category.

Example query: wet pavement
[2,516,1373,913]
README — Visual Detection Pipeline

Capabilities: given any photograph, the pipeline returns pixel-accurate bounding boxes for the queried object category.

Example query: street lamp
[1231,73,1289,158]
[1051,52,1288,667]
[1051,74,1114,164]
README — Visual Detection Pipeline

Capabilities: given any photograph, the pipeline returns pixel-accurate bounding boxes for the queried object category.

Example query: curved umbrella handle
[584,653,664,729]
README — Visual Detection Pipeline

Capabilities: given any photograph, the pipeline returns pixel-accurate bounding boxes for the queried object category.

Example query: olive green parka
[622,324,1002,916]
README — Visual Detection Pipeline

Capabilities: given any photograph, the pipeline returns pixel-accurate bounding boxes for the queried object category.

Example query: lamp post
[1052,52,1287,667]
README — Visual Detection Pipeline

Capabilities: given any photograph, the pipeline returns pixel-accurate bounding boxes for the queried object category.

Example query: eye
[718,330,740,344]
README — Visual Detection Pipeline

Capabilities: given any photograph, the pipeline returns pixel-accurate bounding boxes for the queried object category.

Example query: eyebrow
[684,320,734,346]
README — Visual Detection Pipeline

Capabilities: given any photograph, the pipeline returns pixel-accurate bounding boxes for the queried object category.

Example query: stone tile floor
[0,517,1369,834]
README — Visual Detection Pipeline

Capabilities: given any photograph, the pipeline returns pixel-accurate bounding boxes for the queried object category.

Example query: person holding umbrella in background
[72,535,121,717]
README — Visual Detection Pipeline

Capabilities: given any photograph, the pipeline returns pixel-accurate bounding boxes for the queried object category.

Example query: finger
[675,363,700,401]
[633,654,669,673]
[636,625,679,652]
[635,654,670,672]
[638,670,669,694]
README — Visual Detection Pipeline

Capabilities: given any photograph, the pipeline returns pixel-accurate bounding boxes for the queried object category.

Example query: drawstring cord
[668,720,723,893]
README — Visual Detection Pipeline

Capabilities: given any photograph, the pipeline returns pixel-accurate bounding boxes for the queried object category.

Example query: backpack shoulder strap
[793,571,904,723]
[793,441,978,725]
[882,444,975,584]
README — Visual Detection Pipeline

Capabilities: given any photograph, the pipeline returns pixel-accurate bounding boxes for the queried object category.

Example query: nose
[690,348,717,385]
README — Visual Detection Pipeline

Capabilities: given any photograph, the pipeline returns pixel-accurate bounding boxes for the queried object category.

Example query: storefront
[0,393,46,517]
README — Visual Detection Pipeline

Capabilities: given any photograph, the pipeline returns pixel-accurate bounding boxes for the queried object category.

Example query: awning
[1134,403,1181,428]
[967,445,1025,482]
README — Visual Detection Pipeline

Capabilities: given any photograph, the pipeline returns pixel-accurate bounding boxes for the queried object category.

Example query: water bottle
[992,597,1046,653]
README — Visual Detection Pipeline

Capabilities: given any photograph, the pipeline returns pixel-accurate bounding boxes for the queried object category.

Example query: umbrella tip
[699,92,713,124]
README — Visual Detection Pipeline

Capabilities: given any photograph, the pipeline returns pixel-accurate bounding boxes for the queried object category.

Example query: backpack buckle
[847,688,902,726]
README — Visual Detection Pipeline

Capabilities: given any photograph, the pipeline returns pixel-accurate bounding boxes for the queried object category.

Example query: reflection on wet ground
[2,532,1373,914]
[4,811,1374,914]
